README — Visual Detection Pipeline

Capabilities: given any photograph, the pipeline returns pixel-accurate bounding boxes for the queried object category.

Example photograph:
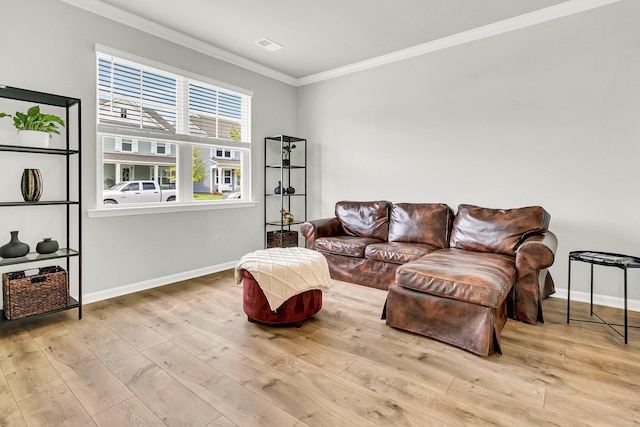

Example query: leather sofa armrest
[515,230,558,274]
[301,217,344,249]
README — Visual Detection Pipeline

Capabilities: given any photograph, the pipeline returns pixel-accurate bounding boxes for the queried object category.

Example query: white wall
[0,0,297,299]
[298,1,640,304]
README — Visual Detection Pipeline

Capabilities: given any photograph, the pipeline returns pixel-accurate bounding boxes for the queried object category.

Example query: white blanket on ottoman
[235,247,332,310]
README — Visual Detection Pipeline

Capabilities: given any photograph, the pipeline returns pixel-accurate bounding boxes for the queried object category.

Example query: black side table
[567,250,640,343]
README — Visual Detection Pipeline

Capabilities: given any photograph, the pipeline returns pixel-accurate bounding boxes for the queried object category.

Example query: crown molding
[59,0,297,86]
[297,0,623,86]
[61,0,622,88]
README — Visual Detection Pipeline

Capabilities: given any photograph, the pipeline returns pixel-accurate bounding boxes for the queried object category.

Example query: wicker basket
[2,266,69,320]
[267,230,298,248]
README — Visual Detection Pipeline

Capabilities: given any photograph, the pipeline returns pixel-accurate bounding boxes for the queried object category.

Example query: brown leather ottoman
[384,248,515,356]
[241,270,323,327]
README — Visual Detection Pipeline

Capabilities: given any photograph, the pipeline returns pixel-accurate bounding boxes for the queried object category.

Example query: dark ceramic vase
[286,186,295,194]
[21,168,42,202]
[274,181,282,194]
[36,237,59,255]
[0,231,30,258]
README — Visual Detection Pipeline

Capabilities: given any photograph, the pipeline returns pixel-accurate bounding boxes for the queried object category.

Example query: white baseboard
[83,268,640,314]
[83,260,238,305]
[552,288,640,312]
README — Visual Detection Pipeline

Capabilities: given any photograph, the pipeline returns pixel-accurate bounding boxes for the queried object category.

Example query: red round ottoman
[241,270,323,327]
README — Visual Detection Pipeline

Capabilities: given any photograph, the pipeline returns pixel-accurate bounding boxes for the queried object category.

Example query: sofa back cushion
[450,204,550,256]
[388,203,453,248]
[335,201,390,240]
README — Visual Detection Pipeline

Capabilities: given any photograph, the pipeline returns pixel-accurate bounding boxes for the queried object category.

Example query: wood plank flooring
[1,269,639,426]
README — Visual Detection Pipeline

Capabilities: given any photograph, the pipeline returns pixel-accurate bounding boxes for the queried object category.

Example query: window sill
[87,200,258,218]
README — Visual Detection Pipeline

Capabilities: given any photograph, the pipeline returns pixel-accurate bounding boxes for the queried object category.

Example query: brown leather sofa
[301,201,558,356]
[301,201,452,289]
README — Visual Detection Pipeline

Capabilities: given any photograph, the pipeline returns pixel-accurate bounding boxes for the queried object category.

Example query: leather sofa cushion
[450,204,550,256]
[315,236,383,258]
[335,201,390,241]
[365,242,439,265]
[395,248,516,308]
[388,203,453,248]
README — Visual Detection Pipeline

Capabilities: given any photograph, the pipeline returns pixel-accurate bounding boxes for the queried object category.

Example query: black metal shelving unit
[264,135,307,248]
[0,85,82,322]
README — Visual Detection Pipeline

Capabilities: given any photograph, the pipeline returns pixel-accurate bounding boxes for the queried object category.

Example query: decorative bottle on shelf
[286,186,295,194]
[36,237,59,255]
[21,168,42,202]
[0,231,30,258]
[274,181,282,194]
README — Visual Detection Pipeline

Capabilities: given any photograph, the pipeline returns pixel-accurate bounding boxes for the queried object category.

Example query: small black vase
[36,237,59,255]
[274,181,282,194]
[0,231,30,258]
[286,186,295,195]
[21,168,42,202]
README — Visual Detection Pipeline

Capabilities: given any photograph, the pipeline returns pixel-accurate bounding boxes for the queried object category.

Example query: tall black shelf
[264,135,307,248]
[0,85,82,322]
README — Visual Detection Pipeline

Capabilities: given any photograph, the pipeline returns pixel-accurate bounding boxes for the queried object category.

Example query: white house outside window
[96,46,252,209]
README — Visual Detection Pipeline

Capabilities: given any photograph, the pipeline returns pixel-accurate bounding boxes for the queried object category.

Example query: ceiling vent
[255,38,283,52]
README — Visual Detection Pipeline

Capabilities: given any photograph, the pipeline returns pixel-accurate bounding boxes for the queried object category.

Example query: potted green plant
[282,143,296,167]
[0,105,65,148]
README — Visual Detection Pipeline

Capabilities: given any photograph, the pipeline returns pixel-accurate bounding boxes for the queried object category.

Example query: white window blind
[97,52,251,145]
[99,57,178,134]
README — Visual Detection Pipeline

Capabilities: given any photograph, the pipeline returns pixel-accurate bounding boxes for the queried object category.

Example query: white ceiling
[63,0,620,85]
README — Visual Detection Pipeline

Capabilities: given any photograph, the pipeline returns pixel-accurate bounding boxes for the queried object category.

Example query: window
[123,182,139,191]
[214,148,239,159]
[96,46,252,208]
[151,141,169,156]
[115,138,138,153]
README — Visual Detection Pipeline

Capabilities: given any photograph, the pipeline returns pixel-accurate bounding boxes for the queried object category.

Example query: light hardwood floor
[1,269,639,426]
